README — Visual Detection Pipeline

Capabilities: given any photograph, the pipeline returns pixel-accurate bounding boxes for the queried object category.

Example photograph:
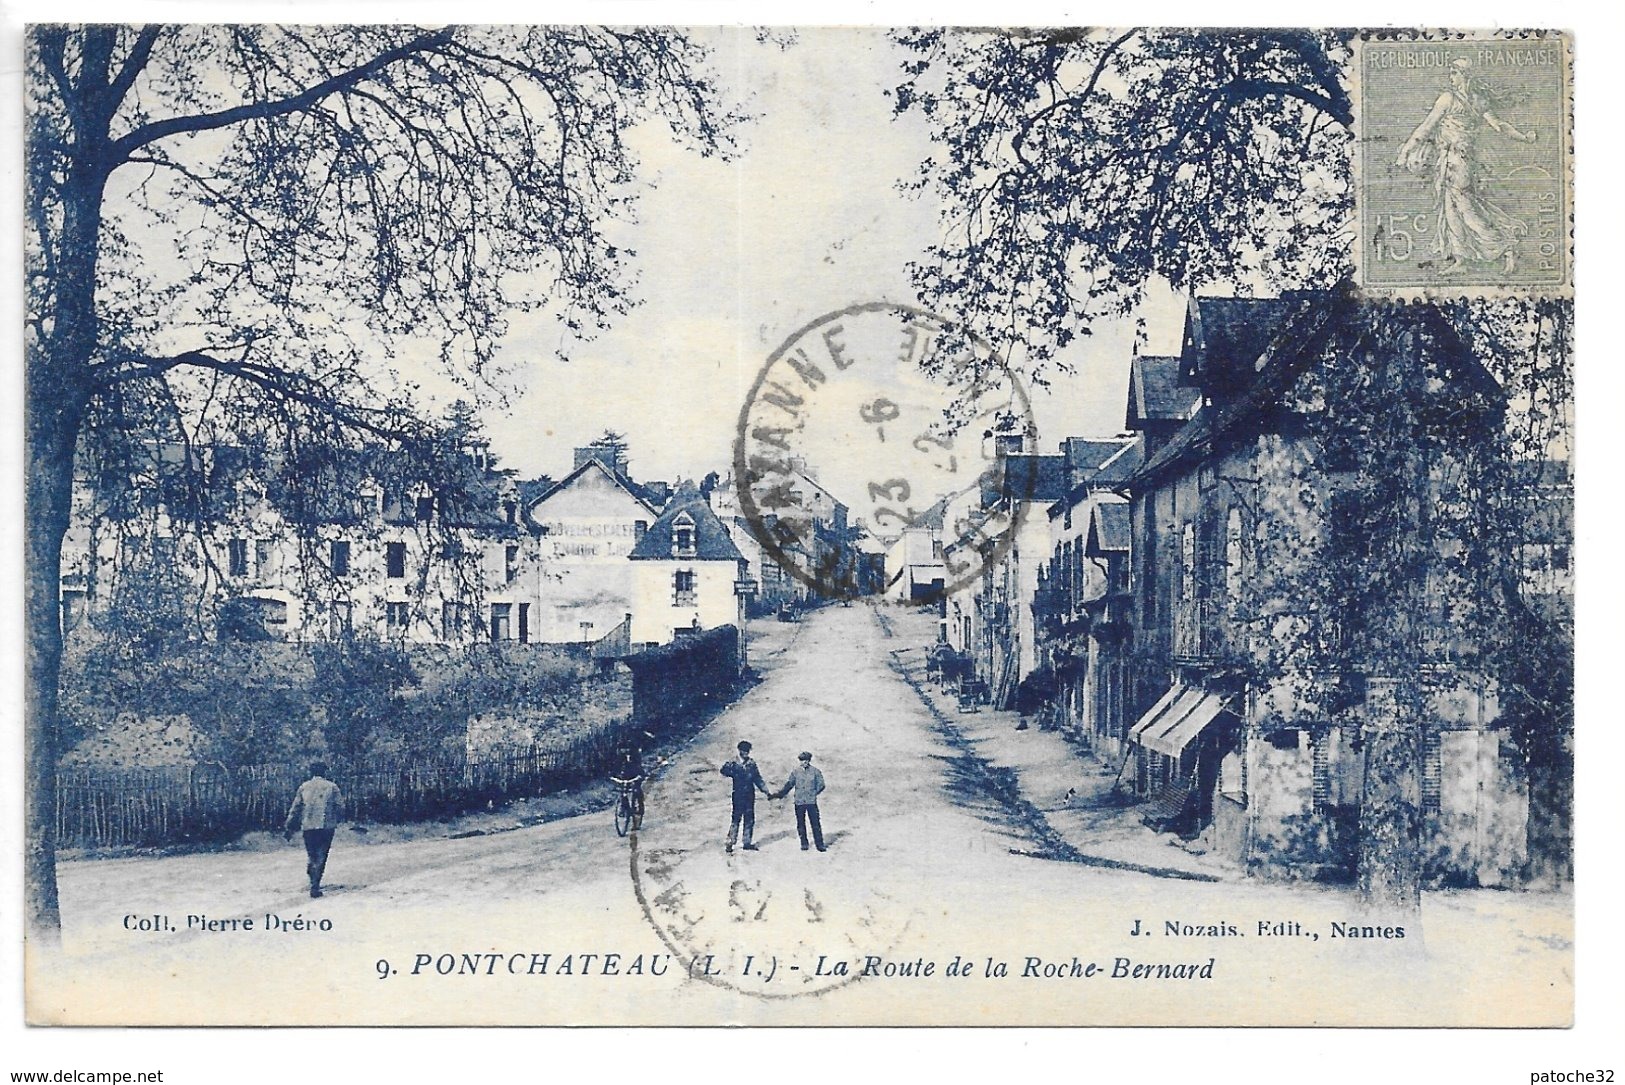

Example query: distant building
[708,473,803,613]
[524,457,658,645]
[882,496,949,603]
[628,482,747,648]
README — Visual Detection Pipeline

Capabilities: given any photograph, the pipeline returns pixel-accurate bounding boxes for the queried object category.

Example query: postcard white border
[1,0,1620,1080]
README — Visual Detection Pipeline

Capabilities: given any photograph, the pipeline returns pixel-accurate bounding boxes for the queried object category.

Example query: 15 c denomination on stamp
[1355,32,1571,296]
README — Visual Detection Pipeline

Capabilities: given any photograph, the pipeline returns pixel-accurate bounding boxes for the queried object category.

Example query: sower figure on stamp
[774,750,827,852]
[284,761,344,898]
[1395,57,1538,274]
[720,741,771,853]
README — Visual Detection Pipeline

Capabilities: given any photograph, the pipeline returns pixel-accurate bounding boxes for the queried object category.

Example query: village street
[38,605,1571,1026]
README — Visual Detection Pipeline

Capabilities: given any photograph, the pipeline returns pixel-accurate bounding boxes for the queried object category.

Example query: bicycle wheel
[614,793,632,837]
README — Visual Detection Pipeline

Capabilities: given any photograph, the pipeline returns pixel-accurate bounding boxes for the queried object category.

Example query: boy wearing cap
[775,751,827,852]
[720,740,772,853]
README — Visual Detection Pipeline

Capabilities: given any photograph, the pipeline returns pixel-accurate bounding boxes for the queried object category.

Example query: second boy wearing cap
[774,751,827,852]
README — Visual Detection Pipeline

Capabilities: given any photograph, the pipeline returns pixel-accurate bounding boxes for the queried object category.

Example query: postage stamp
[1355,32,1572,295]
[18,23,1580,1042]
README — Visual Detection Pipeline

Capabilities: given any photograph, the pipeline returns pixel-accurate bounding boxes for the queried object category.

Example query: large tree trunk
[25,133,108,937]
[24,410,79,939]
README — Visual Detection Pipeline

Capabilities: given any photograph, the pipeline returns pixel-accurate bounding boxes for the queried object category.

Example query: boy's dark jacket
[720,757,768,804]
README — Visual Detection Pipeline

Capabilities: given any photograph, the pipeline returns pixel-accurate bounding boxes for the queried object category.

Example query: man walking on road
[775,751,828,852]
[284,761,344,898]
[721,741,771,853]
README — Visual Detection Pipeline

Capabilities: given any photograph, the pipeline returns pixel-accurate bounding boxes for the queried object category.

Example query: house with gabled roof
[628,481,747,649]
[1125,354,1202,460]
[524,456,660,645]
[882,495,950,603]
[1121,285,1538,887]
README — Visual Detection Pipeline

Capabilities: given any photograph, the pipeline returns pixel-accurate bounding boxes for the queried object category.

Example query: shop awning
[1128,686,1234,758]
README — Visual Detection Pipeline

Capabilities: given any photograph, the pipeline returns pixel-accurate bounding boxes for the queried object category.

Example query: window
[503,500,517,525]
[415,494,434,521]
[441,602,466,639]
[330,540,351,577]
[518,603,530,644]
[505,544,520,584]
[228,538,249,578]
[61,590,87,633]
[252,597,288,628]
[634,519,649,544]
[673,513,696,557]
[255,540,272,576]
[490,603,511,643]
[673,568,697,606]
[386,601,409,630]
[330,601,353,638]
[386,541,406,579]
[1311,732,1331,814]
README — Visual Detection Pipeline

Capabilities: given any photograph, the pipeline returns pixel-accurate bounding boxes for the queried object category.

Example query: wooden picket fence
[56,714,646,851]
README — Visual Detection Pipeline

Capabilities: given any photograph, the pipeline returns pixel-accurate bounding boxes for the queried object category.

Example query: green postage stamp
[1356,33,1572,295]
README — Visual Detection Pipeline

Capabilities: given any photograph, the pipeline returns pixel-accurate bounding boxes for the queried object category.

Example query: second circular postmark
[734,302,1037,603]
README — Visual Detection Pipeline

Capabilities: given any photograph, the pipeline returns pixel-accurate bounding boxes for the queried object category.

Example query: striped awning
[1129,686,1233,758]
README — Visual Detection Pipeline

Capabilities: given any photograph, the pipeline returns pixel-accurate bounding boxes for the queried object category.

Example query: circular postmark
[628,831,915,1001]
[734,302,1038,604]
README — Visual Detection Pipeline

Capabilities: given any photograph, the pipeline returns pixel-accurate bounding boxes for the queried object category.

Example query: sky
[461,28,1186,488]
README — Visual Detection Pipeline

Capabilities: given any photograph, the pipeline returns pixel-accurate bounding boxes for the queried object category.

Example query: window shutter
[1311,731,1331,813]
[1421,732,1443,814]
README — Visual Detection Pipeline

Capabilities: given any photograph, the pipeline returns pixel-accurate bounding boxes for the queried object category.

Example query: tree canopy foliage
[24,24,739,932]
[891,28,1354,362]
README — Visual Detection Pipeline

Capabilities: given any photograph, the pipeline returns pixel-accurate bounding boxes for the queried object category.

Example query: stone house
[1121,287,1539,887]
[59,439,531,647]
[1034,437,1140,758]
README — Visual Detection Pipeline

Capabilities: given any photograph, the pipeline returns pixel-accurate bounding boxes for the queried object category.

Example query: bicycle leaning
[609,772,645,837]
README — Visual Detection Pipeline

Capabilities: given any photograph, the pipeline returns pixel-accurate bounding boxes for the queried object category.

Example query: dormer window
[672,513,696,558]
[359,481,382,517]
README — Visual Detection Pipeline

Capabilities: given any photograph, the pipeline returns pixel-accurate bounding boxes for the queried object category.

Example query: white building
[628,483,747,646]
[524,458,658,645]
[882,497,949,602]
